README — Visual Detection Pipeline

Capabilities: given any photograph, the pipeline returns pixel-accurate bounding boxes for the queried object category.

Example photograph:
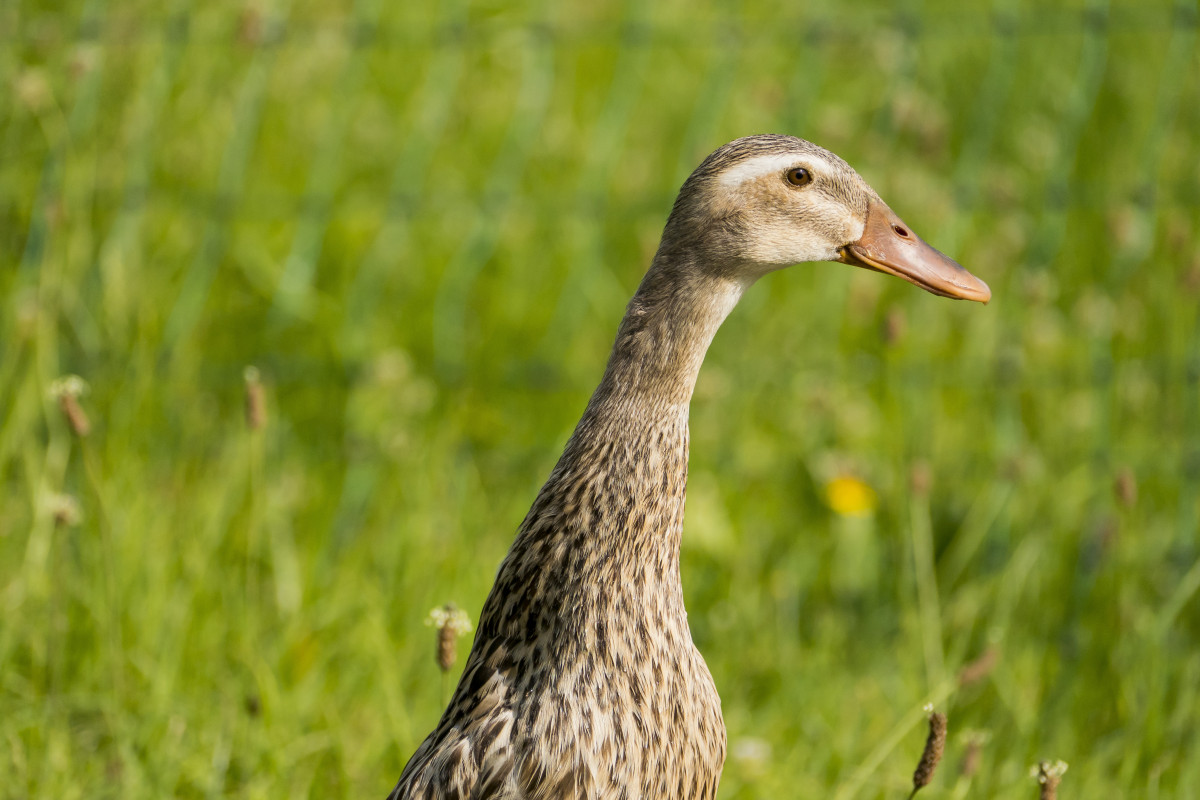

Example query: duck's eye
[785,167,812,187]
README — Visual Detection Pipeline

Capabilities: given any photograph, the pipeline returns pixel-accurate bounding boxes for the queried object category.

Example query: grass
[2,0,1200,797]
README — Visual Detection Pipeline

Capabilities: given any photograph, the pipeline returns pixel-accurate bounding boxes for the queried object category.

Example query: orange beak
[838,200,991,303]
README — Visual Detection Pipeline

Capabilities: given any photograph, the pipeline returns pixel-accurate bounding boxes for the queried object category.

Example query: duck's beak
[837,200,991,303]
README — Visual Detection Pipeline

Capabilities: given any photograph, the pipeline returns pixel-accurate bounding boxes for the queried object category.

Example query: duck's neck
[481,249,747,665]
[514,249,747,580]
[592,249,747,416]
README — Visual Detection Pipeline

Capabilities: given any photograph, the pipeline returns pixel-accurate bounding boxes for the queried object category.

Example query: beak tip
[968,278,992,305]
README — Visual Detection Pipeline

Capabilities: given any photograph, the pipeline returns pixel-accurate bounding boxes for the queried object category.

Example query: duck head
[662,135,991,303]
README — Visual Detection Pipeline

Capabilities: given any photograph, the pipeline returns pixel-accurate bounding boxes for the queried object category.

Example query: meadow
[2,0,1199,796]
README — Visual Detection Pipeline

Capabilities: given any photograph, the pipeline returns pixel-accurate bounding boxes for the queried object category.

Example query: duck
[386,134,990,800]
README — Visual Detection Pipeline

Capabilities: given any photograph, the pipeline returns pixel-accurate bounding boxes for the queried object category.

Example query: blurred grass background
[2,0,1200,796]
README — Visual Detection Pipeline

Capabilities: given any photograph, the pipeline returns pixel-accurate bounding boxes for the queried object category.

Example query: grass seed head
[884,308,906,345]
[50,375,91,437]
[909,461,932,496]
[910,706,947,798]
[1114,468,1137,508]
[959,730,990,779]
[1033,760,1068,800]
[958,646,999,687]
[44,492,82,527]
[244,366,267,430]
[427,603,472,672]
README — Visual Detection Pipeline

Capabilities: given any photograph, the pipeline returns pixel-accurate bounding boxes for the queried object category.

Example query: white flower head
[49,375,89,400]
[1031,760,1069,782]
[426,604,472,635]
[42,492,82,526]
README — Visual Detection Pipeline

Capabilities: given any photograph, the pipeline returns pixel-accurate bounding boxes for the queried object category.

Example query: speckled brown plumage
[386,135,986,800]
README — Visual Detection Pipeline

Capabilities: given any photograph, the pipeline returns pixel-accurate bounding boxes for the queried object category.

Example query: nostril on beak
[892,224,909,238]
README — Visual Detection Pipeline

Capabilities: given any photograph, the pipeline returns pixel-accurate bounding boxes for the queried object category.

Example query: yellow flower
[824,475,878,517]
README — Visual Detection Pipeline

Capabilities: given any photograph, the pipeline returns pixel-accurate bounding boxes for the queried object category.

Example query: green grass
[3,0,1200,797]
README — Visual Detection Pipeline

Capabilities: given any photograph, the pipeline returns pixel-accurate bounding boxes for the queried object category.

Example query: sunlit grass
[2,0,1199,797]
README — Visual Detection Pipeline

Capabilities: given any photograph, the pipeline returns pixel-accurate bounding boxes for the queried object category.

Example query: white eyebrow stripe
[716,153,807,189]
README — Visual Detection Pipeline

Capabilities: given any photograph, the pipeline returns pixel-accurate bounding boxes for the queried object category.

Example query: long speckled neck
[422,248,739,798]
[477,246,750,645]
[476,248,749,633]
[589,248,748,419]
[392,229,745,800]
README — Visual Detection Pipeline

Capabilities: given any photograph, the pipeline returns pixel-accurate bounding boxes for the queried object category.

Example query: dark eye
[785,167,812,187]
